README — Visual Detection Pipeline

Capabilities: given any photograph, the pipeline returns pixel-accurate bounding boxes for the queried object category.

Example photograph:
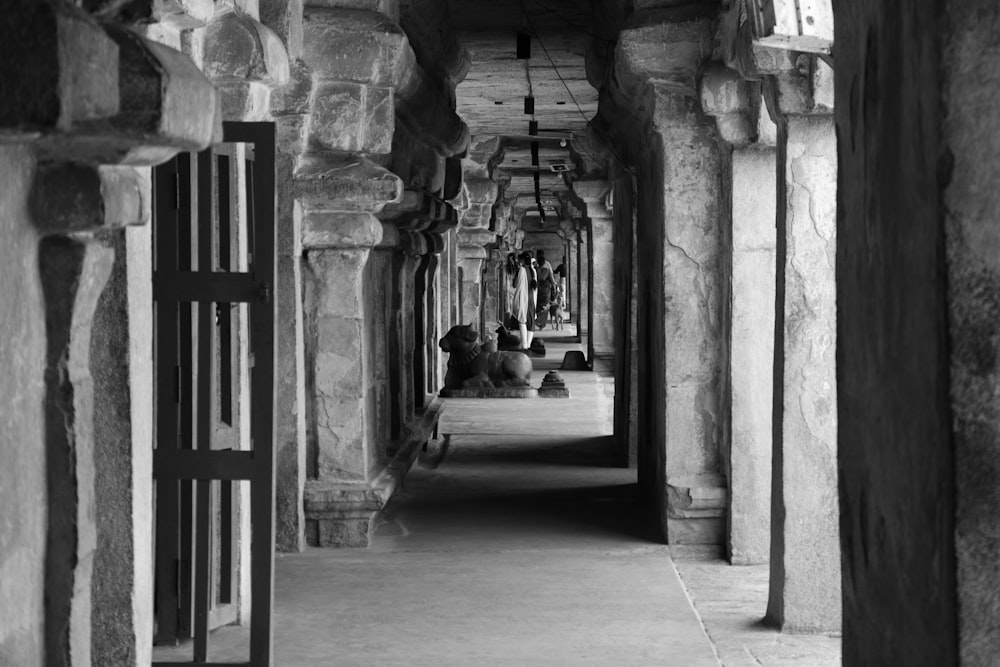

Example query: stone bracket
[1,9,222,165]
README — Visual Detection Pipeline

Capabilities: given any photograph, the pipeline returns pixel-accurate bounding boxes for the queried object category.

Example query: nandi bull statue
[439,324,532,389]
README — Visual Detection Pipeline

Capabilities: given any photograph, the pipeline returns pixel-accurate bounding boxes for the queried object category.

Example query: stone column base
[304,398,443,547]
[666,474,727,545]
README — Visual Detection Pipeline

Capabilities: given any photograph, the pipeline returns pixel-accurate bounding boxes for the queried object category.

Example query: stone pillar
[297,2,464,546]
[576,226,590,343]
[296,4,405,547]
[0,8,221,663]
[457,244,487,331]
[302,219,384,546]
[574,180,614,372]
[701,65,777,565]
[608,18,728,545]
[761,55,840,632]
[837,2,1000,663]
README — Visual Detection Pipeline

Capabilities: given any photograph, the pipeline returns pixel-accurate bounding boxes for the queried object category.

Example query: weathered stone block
[364,86,395,153]
[312,516,374,548]
[216,81,273,122]
[301,211,384,249]
[308,81,365,152]
[203,12,290,86]
[295,156,402,212]
[271,62,314,116]
[302,8,406,85]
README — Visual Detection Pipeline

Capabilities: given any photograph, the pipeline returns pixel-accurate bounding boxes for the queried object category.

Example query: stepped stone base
[304,399,443,547]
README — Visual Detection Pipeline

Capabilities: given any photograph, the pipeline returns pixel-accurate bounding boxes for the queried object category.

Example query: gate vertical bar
[154,155,181,644]
[192,147,215,661]
[239,122,276,667]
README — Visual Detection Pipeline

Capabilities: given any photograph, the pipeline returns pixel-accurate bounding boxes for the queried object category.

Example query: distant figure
[549,285,565,330]
[534,250,557,328]
[512,251,535,349]
[553,256,568,317]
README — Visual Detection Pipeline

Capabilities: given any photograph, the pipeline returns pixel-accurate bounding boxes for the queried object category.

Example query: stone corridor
[153,334,837,666]
[4,0,1000,665]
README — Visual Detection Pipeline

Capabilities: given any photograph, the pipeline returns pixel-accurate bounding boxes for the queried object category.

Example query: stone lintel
[305,397,443,547]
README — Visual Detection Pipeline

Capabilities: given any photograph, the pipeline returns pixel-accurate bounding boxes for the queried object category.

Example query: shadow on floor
[382,433,660,546]
[420,434,621,467]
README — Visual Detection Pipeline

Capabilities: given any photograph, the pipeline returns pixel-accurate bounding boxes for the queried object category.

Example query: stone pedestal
[766,112,840,632]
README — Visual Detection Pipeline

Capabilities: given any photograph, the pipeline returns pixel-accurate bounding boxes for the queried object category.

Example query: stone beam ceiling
[450,0,600,219]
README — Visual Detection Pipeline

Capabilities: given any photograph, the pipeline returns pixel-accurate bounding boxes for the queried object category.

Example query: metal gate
[152,122,276,666]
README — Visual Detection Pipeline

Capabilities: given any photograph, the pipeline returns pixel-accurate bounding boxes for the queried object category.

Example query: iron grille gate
[152,122,276,666]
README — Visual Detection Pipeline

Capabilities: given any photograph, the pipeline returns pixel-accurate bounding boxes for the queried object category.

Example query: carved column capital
[699,63,755,146]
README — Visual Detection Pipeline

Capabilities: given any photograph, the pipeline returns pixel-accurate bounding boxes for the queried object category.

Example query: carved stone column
[457,244,488,331]
[701,64,776,565]
[576,224,590,343]
[757,48,840,633]
[297,1,463,547]
[609,17,727,544]
[573,180,614,371]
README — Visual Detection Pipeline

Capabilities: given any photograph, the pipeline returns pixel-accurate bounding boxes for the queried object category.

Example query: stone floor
[154,328,840,666]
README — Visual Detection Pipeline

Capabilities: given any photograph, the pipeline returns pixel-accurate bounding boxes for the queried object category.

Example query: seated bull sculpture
[439,324,532,389]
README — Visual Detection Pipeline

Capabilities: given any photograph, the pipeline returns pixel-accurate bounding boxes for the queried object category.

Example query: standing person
[512,252,533,350]
[553,255,568,321]
[519,251,537,348]
[534,249,557,328]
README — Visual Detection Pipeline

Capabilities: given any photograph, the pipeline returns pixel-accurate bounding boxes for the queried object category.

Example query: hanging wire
[523,14,634,172]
